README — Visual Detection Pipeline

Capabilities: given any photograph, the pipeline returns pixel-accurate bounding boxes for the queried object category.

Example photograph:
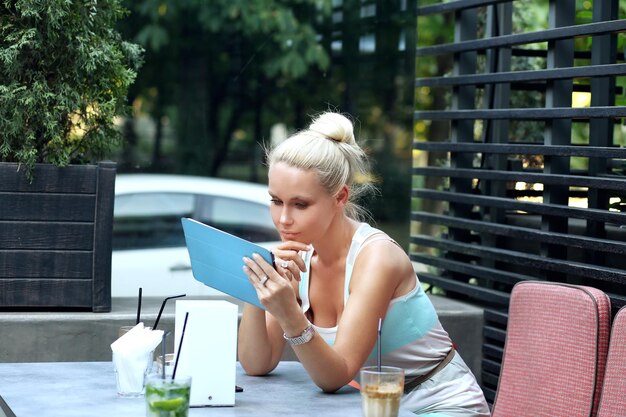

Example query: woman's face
[267,162,343,244]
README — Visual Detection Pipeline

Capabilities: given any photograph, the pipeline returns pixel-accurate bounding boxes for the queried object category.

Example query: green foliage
[132,0,329,79]
[120,0,331,176]
[0,0,143,176]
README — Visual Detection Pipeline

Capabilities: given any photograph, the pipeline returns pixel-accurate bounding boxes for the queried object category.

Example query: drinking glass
[145,373,192,417]
[360,366,404,417]
[113,349,155,397]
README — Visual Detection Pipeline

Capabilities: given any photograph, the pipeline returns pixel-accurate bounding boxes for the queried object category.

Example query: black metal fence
[412,0,626,402]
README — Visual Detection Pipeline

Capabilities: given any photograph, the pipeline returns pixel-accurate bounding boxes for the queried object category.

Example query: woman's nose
[280,208,292,225]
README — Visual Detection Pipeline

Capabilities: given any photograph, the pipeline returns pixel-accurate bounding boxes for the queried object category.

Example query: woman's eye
[270,199,282,206]
[295,202,308,209]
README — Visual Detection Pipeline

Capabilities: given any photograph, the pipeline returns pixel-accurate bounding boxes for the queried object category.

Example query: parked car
[111,174,279,297]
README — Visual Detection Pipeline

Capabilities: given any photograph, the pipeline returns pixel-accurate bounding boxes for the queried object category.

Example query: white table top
[0,361,414,417]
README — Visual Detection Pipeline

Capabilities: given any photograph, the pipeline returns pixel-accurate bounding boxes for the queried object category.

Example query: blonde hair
[267,112,375,221]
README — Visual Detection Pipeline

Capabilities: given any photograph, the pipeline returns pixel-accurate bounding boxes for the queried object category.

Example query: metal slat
[411,252,535,285]
[482,375,500,391]
[412,189,626,224]
[482,358,503,376]
[482,372,501,389]
[483,344,504,361]
[483,327,507,343]
[484,309,508,325]
[412,141,626,158]
[480,371,501,388]
[416,19,626,56]
[411,212,626,253]
[417,0,509,16]
[415,105,626,120]
[415,63,626,87]
[412,166,626,191]
[410,234,626,283]
[482,387,497,405]
[418,272,511,304]
[482,372,500,387]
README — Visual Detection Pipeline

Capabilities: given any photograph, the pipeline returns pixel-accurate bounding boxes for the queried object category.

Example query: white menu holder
[175,300,238,406]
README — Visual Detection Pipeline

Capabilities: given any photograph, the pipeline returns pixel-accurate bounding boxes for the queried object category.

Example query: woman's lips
[281,231,299,240]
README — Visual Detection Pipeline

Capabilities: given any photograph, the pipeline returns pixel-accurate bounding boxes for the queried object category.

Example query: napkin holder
[175,300,238,406]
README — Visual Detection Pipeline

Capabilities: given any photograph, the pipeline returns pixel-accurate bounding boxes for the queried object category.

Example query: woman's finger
[253,253,285,283]
[274,258,292,282]
[243,264,273,292]
[284,260,302,282]
[243,256,272,286]
[274,241,311,252]
[272,249,307,272]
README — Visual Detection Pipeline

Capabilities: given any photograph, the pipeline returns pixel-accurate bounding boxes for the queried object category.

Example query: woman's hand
[271,241,310,282]
[243,252,303,327]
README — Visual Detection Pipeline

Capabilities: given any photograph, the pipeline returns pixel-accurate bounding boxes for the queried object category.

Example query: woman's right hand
[243,253,301,322]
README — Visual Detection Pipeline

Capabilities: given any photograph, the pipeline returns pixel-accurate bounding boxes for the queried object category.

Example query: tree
[0,0,143,176]
[120,0,331,176]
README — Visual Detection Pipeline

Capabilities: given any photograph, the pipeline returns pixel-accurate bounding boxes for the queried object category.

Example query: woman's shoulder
[353,228,411,272]
[354,224,402,254]
[349,233,415,301]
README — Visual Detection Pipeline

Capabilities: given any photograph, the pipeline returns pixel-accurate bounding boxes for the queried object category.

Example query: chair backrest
[596,306,626,417]
[491,281,611,417]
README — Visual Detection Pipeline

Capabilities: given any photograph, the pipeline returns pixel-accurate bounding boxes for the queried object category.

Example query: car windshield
[113,192,278,251]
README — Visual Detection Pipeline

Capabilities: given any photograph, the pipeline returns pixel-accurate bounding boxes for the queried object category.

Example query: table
[0,361,414,416]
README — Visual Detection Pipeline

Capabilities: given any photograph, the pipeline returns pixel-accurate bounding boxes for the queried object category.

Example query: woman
[238,112,490,416]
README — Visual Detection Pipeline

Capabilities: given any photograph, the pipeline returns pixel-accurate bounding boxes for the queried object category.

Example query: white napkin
[111,323,164,394]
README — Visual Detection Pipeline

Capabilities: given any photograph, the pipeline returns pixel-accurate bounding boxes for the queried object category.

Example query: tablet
[181,217,274,310]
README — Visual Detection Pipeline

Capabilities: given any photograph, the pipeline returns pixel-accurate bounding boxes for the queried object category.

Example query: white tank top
[297,223,452,377]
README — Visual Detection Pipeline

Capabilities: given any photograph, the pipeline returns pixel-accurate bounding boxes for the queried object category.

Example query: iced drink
[145,374,191,417]
[360,366,404,417]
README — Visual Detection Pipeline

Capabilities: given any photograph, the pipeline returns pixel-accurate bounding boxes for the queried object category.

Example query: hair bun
[308,112,355,145]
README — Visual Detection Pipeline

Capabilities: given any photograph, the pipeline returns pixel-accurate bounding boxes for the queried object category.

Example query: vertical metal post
[541,0,575,274]
[480,3,512,287]
[447,7,478,288]
[586,0,617,258]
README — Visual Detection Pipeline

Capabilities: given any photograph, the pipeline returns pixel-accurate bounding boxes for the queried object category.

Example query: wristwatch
[283,324,315,346]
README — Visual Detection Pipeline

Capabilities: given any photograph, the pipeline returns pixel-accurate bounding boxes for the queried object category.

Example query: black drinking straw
[152,294,186,330]
[377,318,382,372]
[136,287,143,325]
[161,331,170,380]
[171,312,189,380]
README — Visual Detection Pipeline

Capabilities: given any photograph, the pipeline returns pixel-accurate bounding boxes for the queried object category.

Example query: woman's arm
[241,239,413,392]
[238,241,309,375]
[290,240,412,392]
[237,304,286,375]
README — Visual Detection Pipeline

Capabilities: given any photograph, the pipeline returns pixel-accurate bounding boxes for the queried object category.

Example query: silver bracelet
[283,324,315,346]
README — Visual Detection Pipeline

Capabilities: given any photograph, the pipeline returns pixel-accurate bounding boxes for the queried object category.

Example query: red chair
[596,306,626,417]
[491,281,611,417]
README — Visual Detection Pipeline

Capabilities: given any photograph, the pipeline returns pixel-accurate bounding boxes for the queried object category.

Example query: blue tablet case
[181,217,273,310]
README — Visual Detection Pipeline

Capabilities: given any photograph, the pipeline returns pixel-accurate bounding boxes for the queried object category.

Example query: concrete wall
[0,295,483,382]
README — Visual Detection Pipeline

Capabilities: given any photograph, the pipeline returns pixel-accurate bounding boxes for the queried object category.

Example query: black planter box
[0,162,115,312]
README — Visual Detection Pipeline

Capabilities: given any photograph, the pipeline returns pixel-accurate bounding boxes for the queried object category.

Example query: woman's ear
[336,185,349,207]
